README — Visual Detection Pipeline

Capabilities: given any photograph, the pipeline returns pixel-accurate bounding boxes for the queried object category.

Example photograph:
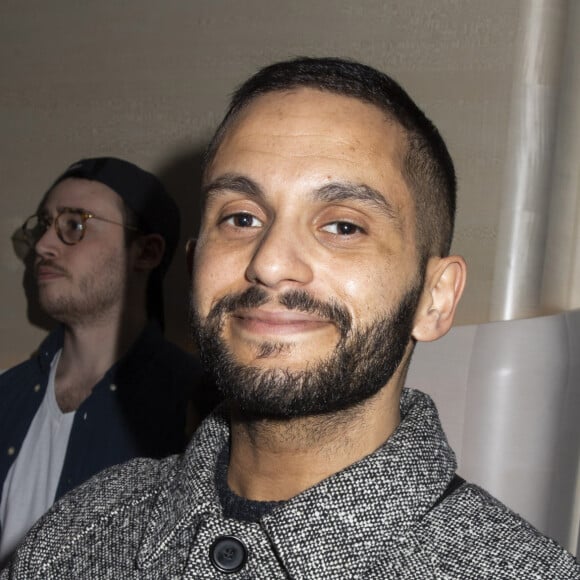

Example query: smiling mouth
[233,309,331,337]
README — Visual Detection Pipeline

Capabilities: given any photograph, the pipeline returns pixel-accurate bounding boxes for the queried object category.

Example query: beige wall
[0,0,523,367]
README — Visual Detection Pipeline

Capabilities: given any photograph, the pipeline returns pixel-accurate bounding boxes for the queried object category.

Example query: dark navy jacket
[0,323,205,511]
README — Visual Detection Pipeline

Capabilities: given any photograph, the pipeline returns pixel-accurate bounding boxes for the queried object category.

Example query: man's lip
[231,308,331,336]
[36,265,67,279]
[233,308,328,325]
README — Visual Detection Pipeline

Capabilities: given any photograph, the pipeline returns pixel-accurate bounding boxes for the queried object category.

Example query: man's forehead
[208,88,408,176]
[229,88,400,136]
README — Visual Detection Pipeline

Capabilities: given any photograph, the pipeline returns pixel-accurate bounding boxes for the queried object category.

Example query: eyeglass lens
[56,211,86,244]
[23,210,86,245]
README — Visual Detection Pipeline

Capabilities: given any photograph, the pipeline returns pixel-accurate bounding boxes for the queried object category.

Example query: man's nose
[34,223,60,258]
[245,221,314,289]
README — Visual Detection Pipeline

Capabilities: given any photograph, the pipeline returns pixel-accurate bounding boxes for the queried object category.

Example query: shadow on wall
[156,146,207,352]
[10,146,207,356]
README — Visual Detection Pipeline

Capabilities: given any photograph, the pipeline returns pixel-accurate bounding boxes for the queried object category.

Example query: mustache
[207,286,352,338]
[35,259,69,277]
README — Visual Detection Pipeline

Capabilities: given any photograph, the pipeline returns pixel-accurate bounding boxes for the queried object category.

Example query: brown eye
[67,217,83,231]
[57,211,86,243]
[322,221,364,236]
[224,213,262,228]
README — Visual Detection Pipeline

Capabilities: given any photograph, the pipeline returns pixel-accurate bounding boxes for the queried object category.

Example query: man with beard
[0,157,211,566]
[2,60,579,578]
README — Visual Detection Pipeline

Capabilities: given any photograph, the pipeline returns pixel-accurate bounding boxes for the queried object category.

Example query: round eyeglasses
[21,207,140,246]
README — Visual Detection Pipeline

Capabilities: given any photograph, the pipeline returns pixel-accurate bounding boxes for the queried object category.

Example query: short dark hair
[204,57,456,259]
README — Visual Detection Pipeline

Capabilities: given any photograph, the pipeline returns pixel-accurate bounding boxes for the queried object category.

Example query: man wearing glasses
[0,158,209,564]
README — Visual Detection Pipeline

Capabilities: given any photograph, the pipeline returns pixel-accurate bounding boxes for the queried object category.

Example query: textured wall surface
[0,0,521,367]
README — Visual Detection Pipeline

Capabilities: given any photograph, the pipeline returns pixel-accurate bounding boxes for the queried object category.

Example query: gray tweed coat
[2,389,579,579]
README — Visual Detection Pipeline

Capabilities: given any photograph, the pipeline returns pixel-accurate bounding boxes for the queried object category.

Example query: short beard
[38,255,126,326]
[191,283,422,420]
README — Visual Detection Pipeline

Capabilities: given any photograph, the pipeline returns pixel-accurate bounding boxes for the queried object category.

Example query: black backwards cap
[52,157,180,330]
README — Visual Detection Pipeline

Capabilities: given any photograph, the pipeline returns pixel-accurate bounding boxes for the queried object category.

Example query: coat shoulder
[418,483,580,579]
[4,455,178,576]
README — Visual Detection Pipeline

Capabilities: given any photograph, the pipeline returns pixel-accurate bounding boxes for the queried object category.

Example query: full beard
[191,281,423,420]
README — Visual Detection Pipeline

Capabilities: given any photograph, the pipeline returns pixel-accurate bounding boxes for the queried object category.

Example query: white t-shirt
[0,350,75,561]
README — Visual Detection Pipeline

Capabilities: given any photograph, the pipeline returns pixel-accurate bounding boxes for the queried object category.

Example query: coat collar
[137,389,456,575]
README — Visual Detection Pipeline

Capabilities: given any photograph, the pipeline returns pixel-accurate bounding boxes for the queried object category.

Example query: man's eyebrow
[202,175,400,223]
[57,206,89,214]
[314,182,399,222]
[39,206,88,216]
[202,174,264,201]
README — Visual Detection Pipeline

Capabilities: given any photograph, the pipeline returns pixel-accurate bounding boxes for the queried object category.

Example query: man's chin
[37,299,65,320]
[227,336,338,366]
[230,351,333,375]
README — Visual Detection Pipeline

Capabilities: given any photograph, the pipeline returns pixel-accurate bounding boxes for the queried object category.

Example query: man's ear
[412,255,467,343]
[132,233,165,272]
[185,238,196,276]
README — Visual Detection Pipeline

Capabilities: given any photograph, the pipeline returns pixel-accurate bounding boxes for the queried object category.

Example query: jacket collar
[137,389,456,575]
[36,326,64,374]
[35,321,163,378]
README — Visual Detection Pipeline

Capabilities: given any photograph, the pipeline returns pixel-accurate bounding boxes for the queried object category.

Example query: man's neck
[227,383,402,502]
[54,310,148,412]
